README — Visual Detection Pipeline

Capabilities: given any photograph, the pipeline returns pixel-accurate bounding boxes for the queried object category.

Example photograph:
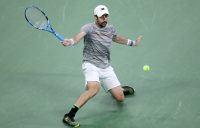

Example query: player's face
[95,14,109,28]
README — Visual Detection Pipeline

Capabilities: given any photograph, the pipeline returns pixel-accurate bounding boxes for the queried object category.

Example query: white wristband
[127,39,136,46]
[69,38,75,46]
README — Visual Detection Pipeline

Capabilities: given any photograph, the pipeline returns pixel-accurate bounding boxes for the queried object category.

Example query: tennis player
[62,5,142,127]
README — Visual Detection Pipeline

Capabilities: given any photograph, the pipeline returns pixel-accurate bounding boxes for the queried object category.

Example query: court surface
[0,0,200,128]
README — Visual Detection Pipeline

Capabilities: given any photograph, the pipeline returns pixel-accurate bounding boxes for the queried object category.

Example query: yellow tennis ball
[143,65,150,71]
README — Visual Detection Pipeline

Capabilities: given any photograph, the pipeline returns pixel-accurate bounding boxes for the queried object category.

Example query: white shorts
[82,62,121,92]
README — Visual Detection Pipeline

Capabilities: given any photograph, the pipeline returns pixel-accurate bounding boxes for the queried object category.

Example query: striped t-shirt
[80,22,117,68]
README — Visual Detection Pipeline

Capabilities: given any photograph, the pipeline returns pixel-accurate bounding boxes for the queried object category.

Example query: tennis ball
[143,65,150,71]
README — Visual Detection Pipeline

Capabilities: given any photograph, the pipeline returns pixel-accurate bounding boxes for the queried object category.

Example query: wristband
[69,38,75,46]
[127,39,136,46]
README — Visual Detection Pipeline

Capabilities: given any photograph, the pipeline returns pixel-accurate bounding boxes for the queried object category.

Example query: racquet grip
[54,32,64,42]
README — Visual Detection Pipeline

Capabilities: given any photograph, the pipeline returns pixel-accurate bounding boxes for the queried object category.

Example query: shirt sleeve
[111,25,117,36]
[80,24,91,34]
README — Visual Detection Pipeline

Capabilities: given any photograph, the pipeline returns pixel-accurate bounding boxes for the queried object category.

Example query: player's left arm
[112,35,142,47]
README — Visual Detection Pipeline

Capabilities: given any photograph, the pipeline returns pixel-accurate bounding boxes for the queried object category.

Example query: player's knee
[110,86,124,102]
[88,88,99,97]
[115,94,125,102]
[87,82,100,97]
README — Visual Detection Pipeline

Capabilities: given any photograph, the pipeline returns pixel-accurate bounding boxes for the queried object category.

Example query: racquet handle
[54,32,64,42]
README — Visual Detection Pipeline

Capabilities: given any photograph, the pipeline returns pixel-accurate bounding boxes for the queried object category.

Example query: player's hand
[134,35,143,46]
[62,38,74,47]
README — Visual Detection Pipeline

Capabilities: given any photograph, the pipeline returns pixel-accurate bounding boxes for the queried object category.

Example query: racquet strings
[25,7,48,29]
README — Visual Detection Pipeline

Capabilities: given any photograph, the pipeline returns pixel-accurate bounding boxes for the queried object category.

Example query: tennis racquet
[24,6,64,42]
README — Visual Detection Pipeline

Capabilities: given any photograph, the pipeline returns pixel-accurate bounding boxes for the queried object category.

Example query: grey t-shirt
[80,22,117,68]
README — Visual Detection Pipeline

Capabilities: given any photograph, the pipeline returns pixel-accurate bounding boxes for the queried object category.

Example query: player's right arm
[62,32,86,46]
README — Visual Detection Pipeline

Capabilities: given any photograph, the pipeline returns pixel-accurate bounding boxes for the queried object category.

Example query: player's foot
[63,114,80,127]
[122,86,135,96]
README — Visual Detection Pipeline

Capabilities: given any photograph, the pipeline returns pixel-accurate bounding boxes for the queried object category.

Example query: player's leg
[76,62,101,107]
[74,81,101,108]
[63,62,100,127]
[63,82,100,127]
[109,85,135,101]
[109,86,125,102]
[100,66,124,102]
[101,66,134,102]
